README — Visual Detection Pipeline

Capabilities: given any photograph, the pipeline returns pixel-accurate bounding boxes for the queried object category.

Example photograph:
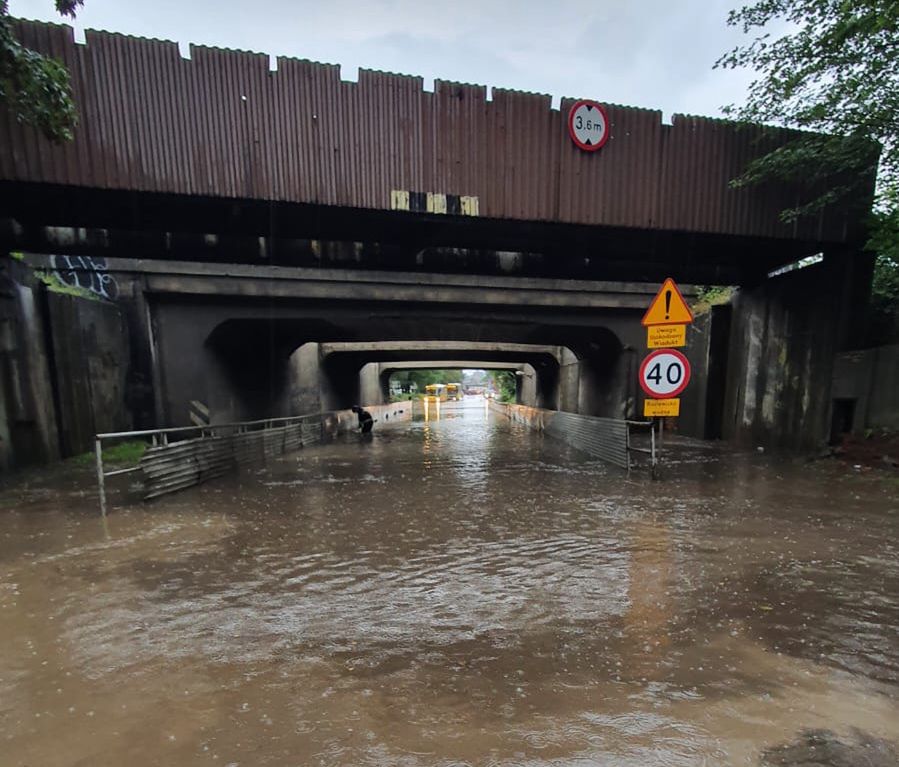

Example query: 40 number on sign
[639,349,691,399]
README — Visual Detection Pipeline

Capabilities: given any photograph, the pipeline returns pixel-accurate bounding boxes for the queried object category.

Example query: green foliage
[716,0,898,221]
[0,1,84,143]
[866,194,899,343]
[869,253,899,343]
[9,250,23,260]
[102,440,147,464]
[34,268,99,300]
[718,1,899,342]
[693,285,736,316]
[489,371,517,403]
[73,440,147,466]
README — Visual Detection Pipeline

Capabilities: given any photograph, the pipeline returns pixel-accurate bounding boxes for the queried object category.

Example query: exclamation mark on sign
[665,289,672,319]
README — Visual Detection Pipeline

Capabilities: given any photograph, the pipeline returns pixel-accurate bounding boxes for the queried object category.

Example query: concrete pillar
[558,347,580,413]
[359,362,385,406]
[287,342,324,414]
[576,360,598,415]
[287,343,361,414]
[720,253,865,450]
[519,364,538,406]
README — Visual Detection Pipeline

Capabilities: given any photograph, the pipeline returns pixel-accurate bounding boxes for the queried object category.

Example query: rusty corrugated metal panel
[0,19,864,243]
[656,115,847,242]
[491,89,555,221]
[430,80,486,201]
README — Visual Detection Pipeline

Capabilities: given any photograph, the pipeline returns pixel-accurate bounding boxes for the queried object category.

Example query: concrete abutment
[0,251,881,470]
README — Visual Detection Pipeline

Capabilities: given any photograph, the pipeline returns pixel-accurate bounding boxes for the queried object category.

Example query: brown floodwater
[1,399,898,766]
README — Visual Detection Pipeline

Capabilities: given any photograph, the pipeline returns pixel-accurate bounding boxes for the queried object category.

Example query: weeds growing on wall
[692,286,735,316]
[33,269,101,301]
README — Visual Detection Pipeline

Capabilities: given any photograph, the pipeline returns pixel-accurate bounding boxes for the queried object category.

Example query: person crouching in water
[352,406,374,434]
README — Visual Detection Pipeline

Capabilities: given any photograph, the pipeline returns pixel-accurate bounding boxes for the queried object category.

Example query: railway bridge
[0,19,877,469]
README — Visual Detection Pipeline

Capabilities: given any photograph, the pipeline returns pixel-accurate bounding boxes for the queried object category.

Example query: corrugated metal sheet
[137,401,411,500]
[140,417,323,499]
[0,19,861,242]
[491,401,629,469]
[547,412,629,469]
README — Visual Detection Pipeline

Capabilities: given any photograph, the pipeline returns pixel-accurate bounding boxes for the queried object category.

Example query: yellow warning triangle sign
[641,278,694,326]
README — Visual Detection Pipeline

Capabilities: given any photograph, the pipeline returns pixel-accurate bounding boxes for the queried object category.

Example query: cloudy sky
[10,0,762,121]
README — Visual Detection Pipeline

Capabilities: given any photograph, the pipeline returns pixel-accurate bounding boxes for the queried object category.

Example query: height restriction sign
[639,349,691,399]
[567,100,610,152]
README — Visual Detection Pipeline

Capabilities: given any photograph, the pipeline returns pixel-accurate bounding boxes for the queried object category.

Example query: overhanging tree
[717,0,897,217]
[717,0,898,341]
[0,0,84,142]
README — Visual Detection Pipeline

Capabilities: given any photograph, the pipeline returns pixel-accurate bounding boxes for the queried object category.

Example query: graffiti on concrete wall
[49,255,119,300]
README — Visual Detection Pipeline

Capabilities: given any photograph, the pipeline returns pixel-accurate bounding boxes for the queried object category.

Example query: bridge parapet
[1,19,871,244]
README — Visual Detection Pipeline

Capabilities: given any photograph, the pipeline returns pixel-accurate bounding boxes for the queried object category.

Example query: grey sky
[10,0,758,121]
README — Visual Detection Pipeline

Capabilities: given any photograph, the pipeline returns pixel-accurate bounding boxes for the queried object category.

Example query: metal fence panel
[95,401,413,512]
[491,401,631,469]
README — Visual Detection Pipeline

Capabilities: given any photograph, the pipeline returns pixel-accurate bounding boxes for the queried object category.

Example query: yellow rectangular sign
[647,324,687,348]
[644,398,680,417]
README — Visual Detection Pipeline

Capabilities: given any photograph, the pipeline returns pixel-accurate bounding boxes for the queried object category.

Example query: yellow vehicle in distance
[424,383,447,402]
[446,383,462,401]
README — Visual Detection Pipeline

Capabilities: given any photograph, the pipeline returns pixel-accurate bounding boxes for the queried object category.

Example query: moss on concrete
[34,270,101,301]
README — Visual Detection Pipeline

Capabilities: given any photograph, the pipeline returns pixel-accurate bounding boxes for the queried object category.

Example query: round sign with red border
[567,99,610,152]
[639,349,691,399]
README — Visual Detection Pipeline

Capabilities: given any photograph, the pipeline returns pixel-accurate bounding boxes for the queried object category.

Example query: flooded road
[2,399,898,766]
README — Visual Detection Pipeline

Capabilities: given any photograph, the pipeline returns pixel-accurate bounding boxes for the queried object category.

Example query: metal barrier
[488,401,658,473]
[95,402,413,515]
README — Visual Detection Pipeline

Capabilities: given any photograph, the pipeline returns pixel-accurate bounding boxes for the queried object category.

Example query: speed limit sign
[639,349,691,399]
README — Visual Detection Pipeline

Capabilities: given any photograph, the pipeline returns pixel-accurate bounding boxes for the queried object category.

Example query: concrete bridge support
[721,251,874,450]
[359,363,383,407]
[0,249,880,472]
[287,343,326,414]
[40,259,654,428]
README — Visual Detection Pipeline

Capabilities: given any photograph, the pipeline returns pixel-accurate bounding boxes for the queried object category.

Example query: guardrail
[95,401,412,515]
[488,401,658,473]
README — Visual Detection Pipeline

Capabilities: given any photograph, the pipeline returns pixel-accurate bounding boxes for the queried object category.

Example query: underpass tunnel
[315,343,565,410]
[371,361,539,406]
[196,311,631,424]
[201,326,565,420]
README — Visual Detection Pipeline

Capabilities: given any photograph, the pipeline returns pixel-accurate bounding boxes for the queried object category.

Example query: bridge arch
[192,312,631,423]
